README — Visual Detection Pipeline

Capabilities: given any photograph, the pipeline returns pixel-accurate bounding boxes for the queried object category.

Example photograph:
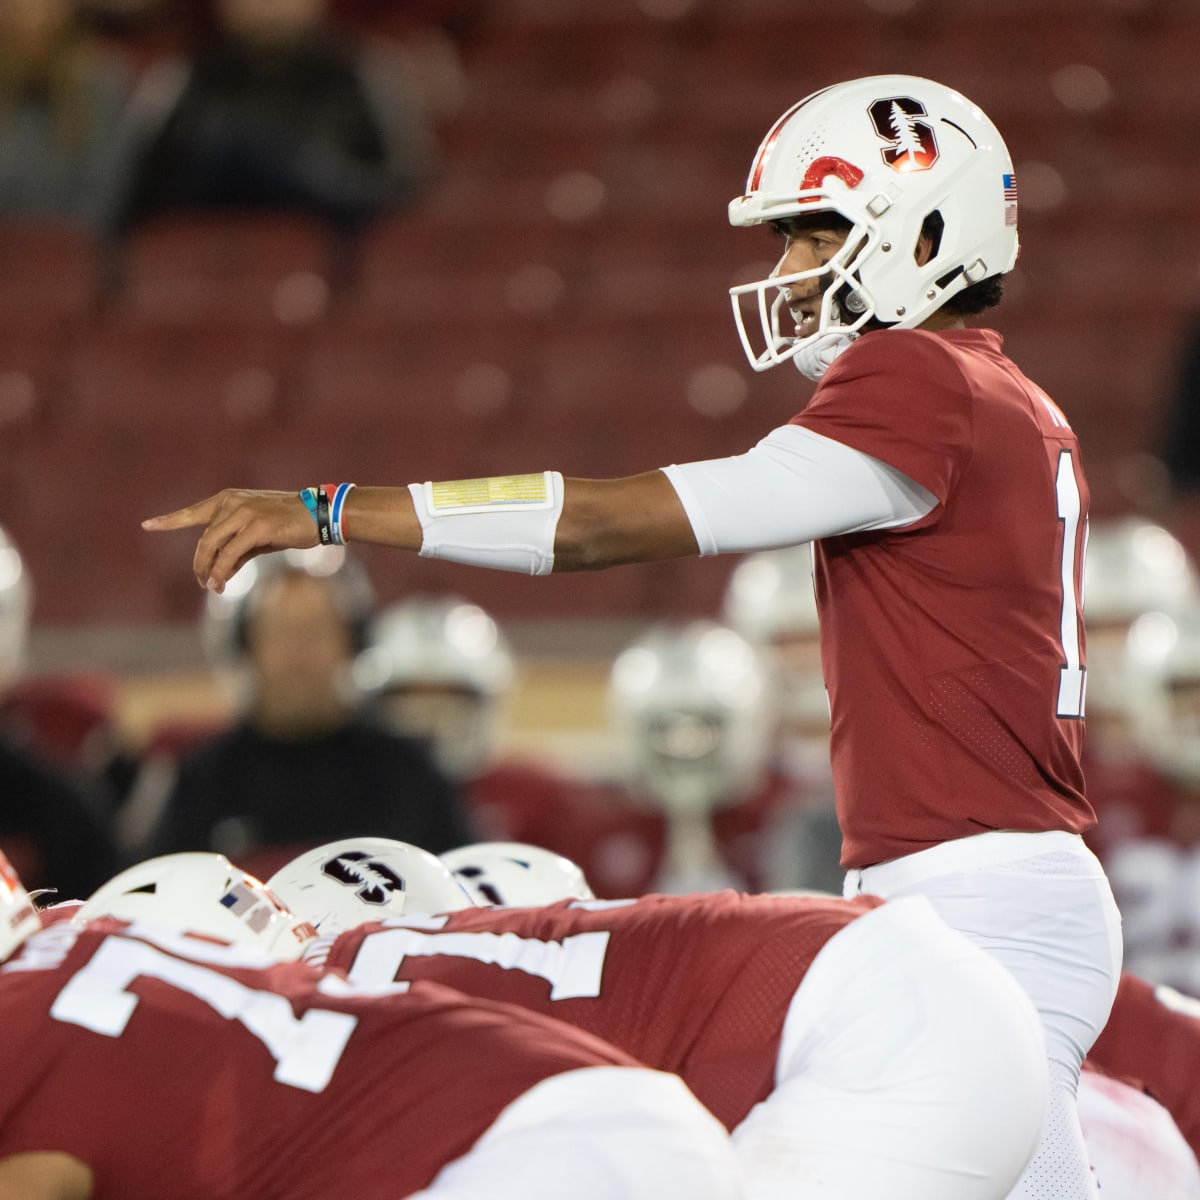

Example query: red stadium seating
[117,213,338,327]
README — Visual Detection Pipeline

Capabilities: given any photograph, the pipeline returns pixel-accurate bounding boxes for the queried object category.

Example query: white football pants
[844,829,1124,1200]
[732,894,1048,1199]
[410,1065,743,1200]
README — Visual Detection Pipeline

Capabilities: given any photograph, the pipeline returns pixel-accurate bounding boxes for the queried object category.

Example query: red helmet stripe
[746,87,833,192]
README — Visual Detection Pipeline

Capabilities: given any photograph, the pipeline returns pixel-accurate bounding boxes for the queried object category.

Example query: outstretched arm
[142,471,699,594]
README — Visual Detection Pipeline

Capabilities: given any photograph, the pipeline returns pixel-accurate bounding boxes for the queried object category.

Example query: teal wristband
[299,487,320,530]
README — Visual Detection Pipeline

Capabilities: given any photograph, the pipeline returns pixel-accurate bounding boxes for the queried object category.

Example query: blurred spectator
[135,549,472,879]
[114,0,438,234]
[0,522,117,900]
[0,0,135,230]
[353,594,648,895]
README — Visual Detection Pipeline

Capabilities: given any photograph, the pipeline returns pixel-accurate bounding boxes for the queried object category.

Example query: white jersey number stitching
[50,935,357,1093]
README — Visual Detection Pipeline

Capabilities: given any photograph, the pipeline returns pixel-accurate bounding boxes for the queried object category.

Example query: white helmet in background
[1084,517,1198,719]
[76,852,316,960]
[268,837,476,932]
[441,842,594,907]
[1124,603,1200,786]
[0,849,39,961]
[354,596,515,780]
[0,523,32,688]
[201,545,375,665]
[729,74,1019,373]
[609,621,775,815]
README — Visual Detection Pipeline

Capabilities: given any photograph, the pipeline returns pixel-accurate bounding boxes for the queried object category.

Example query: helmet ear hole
[918,209,945,263]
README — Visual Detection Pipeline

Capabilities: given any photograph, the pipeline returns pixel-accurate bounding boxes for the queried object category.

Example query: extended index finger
[141,494,223,532]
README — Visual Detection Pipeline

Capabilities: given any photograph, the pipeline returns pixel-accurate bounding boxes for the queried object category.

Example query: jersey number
[1055,449,1086,719]
[51,935,357,1093]
[348,927,611,1001]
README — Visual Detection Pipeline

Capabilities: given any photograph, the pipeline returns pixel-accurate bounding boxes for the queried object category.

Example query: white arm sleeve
[661,424,938,557]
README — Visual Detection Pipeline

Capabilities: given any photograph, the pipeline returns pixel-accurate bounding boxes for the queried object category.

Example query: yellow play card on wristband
[428,473,552,513]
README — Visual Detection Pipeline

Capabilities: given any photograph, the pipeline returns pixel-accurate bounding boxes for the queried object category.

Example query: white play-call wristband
[408,471,565,575]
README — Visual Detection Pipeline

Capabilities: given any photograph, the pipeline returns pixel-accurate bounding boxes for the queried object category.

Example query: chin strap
[792,330,859,381]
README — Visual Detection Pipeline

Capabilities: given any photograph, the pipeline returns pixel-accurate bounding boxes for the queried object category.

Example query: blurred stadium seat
[116,213,338,328]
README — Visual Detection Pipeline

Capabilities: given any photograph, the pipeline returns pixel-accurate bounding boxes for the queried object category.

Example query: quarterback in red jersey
[304,882,1048,1200]
[147,73,1121,1198]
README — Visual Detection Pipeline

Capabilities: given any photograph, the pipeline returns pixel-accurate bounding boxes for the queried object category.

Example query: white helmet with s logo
[729,74,1018,373]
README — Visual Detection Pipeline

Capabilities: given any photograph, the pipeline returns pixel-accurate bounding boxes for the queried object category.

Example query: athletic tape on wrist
[408,471,564,575]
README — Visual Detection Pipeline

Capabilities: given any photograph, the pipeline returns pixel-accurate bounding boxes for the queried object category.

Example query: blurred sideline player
[604,619,795,894]
[722,545,842,892]
[146,74,1124,1197]
[0,523,118,900]
[1095,601,1200,994]
[0,849,741,1200]
[354,594,658,898]
[283,840,1049,1200]
[1080,518,1197,866]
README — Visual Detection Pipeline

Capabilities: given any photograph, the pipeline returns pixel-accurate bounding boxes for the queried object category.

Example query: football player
[146,74,1121,1197]
[0,850,741,1200]
[285,840,1048,1200]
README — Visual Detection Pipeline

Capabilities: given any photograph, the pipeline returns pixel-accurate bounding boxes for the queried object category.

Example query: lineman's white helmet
[354,596,515,780]
[268,837,476,932]
[729,74,1018,372]
[441,842,594,907]
[0,849,39,961]
[0,523,32,687]
[609,621,775,814]
[76,852,316,960]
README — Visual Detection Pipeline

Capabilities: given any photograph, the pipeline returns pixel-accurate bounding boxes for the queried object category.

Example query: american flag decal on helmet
[1003,173,1018,225]
[221,882,272,933]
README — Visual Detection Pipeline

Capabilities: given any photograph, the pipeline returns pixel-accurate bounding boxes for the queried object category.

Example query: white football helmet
[268,837,476,932]
[0,849,39,961]
[728,74,1018,372]
[354,596,515,780]
[1083,517,1198,722]
[609,621,775,815]
[441,842,594,907]
[0,523,32,688]
[1124,603,1200,786]
[76,852,316,960]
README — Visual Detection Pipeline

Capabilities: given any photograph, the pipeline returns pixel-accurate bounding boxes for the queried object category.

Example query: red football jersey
[315,890,884,1129]
[791,328,1095,867]
[0,919,642,1199]
[1088,971,1200,1161]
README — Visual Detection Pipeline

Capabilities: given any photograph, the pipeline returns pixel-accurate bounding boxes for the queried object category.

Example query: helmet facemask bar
[729,212,878,372]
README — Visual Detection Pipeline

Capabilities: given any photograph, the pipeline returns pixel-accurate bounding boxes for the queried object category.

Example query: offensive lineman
[282,840,1049,1200]
[144,74,1122,1197]
[0,850,741,1200]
